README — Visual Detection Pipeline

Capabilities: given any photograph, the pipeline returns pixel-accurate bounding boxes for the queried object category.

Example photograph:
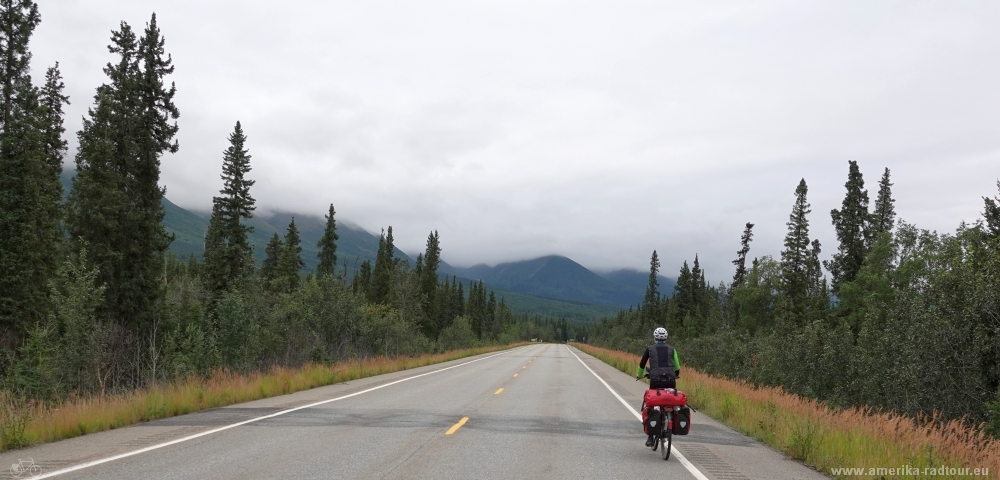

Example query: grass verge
[571,342,999,479]
[1,343,527,452]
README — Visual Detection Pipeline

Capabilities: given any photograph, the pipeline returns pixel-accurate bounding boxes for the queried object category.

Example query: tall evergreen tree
[316,204,338,278]
[0,1,65,344]
[806,238,828,320]
[869,167,896,245]
[371,227,395,304]
[453,277,466,324]
[780,179,814,323]
[419,230,441,336]
[203,121,255,293]
[354,259,372,296]
[825,161,869,293]
[66,15,179,329]
[260,233,282,282]
[643,250,660,309]
[0,0,39,127]
[277,218,304,291]
[673,260,694,326]
[37,63,67,233]
[485,291,497,339]
[692,254,705,300]
[732,222,754,287]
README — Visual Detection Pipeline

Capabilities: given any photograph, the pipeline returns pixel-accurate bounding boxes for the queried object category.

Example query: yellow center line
[513,373,518,377]
[445,417,469,435]
[523,366,527,369]
[494,388,504,395]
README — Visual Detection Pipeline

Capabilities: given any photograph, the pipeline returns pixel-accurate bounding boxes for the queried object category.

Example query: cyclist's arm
[673,350,681,378]
[637,348,650,377]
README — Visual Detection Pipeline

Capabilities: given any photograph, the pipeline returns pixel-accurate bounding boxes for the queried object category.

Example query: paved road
[1,344,828,479]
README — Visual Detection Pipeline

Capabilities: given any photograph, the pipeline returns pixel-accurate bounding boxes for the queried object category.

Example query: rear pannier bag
[671,406,691,435]
[643,388,687,408]
[643,408,664,435]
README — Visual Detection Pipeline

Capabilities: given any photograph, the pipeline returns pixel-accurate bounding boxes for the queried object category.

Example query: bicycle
[637,374,690,461]
[10,458,41,477]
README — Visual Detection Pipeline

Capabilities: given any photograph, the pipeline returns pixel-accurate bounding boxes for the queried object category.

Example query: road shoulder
[567,344,831,480]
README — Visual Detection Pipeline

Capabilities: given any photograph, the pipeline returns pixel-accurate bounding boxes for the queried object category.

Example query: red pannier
[643,388,687,408]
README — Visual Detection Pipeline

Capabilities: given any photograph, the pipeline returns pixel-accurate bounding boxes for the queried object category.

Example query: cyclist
[636,326,680,446]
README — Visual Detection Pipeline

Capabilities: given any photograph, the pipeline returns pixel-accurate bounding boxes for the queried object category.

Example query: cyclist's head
[653,327,668,341]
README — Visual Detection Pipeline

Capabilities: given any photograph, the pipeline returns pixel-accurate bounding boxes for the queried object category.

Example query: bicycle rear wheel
[661,430,672,460]
[661,414,672,460]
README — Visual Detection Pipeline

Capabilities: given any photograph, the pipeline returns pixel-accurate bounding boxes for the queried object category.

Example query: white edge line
[33,345,530,479]
[565,345,711,480]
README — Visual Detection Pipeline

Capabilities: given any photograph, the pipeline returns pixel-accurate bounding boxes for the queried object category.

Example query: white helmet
[653,327,668,340]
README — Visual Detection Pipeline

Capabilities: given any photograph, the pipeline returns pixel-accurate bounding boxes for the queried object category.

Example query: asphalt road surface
[1,344,828,479]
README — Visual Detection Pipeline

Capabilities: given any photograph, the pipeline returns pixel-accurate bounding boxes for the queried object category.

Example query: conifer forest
[0,5,569,407]
[589,163,1000,436]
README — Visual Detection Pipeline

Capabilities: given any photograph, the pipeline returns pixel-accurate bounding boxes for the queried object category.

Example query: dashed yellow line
[522,366,527,369]
[445,417,469,435]
[494,388,504,395]
[513,373,518,377]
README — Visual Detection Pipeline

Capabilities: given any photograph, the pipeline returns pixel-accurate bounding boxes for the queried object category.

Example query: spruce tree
[371,226,395,304]
[37,63,67,241]
[277,218,304,291]
[644,250,660,309]
[485,291,497,339]
[260,233,282,282]
[437,277,452,329]
[316,204,338,278]
[673,260,693,326]
[455,279,465,318]
[806,238,828,319]
[66,15,178,329]
[0,80,44,339]
[419,230,441,335]
[0,0,39,127]
[825,161,869,293]
[354,259,372,296]
[732,222,754,287]
[0,1,66,342]
[780,179,814,323]
[869,168,896,245]
[692,254,705,301]
[203,121,255,293]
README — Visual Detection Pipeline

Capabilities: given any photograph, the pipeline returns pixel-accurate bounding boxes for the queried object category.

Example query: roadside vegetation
[588,164,1000,436]
[573,342,1000,479]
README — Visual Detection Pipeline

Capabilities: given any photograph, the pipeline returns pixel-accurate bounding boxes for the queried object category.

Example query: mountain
[481,288,621,323]
[58,171,670,317]
[598,269,677,299]
[59,171,409,272]
[440,255,671,308]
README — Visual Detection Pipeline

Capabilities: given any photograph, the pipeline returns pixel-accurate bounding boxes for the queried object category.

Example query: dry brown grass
[572,342,1000,479]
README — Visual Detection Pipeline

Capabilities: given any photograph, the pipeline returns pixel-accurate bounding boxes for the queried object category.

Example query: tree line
[589,162,1000,435]
[0,4,567,403]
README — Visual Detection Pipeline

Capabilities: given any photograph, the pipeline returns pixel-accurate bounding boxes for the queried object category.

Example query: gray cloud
[33,1,1000,283]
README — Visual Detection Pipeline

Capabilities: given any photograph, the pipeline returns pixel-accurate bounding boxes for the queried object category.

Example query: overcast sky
[34,1,1000,281]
